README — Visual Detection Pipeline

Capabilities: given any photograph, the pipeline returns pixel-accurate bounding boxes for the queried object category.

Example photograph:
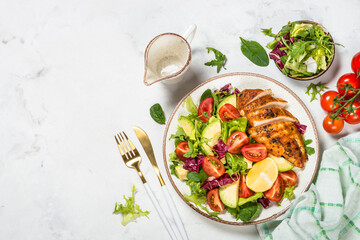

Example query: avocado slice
[219,179,240,208]
[216,94,237,119]
[268,154,294,172]
[175,165,189,181]
[201,119,221,156]
[178,116,195,140]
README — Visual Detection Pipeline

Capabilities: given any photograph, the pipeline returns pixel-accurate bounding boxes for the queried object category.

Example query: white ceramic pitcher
[143,24,197,86]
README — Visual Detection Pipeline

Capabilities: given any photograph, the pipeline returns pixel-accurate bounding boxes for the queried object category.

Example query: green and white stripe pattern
[257,132,360,240]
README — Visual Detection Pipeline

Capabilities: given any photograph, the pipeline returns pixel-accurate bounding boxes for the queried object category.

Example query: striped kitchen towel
[257,132,360,240]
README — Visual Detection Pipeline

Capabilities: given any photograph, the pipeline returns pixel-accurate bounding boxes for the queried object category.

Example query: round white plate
[163,72,320,225]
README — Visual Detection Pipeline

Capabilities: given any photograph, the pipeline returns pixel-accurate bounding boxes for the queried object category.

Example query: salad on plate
[168,83,313,222]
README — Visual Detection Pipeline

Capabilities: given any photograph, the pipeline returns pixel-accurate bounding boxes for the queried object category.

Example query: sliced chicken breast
[246,108,298,127]
[248,122,307,168]
[237,89,273,111]
[240,95,287,116]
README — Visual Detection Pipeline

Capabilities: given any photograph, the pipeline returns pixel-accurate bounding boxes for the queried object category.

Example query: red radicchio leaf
[201,173,239,190]
[257,197,270,209]
[183,155,204,172]
[294,122,307,135]
[213,139,229,159]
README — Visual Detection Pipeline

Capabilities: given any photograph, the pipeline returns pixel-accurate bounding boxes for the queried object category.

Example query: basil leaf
[240,37,269,67]
[200,89,213,102]
[150,103,165,124]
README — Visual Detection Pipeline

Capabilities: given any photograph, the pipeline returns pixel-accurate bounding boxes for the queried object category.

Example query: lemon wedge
[246,157,278,192]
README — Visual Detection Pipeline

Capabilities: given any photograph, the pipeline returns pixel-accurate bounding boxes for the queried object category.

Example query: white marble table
[1,0,360,239]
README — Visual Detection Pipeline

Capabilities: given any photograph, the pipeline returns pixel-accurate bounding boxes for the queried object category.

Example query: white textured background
[0,0,359,239]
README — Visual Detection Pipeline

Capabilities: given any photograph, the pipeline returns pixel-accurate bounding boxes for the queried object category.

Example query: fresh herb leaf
[240,37,269,67]
[205,47,227,73]
[187,169,208,182]
[150,103,165,124]
[113,185,150,226]
[169,127,187,147]
[301,135,315,156]
[200,89,213,102]
[238,202,262,222]
[261,28,277,37]
[305,82,327,102]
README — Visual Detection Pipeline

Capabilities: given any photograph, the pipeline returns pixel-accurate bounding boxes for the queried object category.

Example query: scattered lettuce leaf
[205,47,227,73]
[113,185,150,226]
[261,28,277,37]
[305,82,327,102]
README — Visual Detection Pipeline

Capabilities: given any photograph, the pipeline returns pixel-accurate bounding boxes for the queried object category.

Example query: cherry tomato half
[239,174,254,198]
[323,115,344,134]
[175,141,190,162]
[198,98,214,123]
[207,188,225,212]
[320,90,341,112]
[351,52,360,76]
[241,143,268,162]
[202,156,225,179]
[279,170,297,187]
[264,176,284,202]
[219,104,241,122]
[337,73,360,99]
[341,101,360,125]
[226,131,250,154]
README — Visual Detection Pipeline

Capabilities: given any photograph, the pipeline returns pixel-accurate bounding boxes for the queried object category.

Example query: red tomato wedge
[175,141,190,162]
[198,98,214,123]
[241,143,267,162]
[264,176,284,202]
[202,156,225,179]
[279,170,297,187]
[207,188,225,212]
[219,104,241,122]
[226,131,250,154]
[239,174,254,198]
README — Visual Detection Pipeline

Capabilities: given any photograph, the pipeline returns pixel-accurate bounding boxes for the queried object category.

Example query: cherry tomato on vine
[322,115,344,134]
[337,73,360,99]
[320,90,341,112]
[341,101,360,125]
[351,52,360,76]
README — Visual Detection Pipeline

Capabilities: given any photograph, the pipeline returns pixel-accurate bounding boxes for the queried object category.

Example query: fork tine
[119,132,133,157]
[117,133,131,158]
[122,132,136,151]
[114,136,125,156]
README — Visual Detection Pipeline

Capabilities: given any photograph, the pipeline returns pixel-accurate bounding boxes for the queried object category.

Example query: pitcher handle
[182,24,197,44]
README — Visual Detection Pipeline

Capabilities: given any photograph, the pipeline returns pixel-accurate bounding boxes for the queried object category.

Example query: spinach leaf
[200,89,213,102]
[238,202,262,222]
[240,37,269,67]
[205,47,227,73]
[150,103,165,124]
[187,169,208,182]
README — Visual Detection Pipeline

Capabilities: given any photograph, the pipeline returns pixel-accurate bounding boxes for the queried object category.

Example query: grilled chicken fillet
[240,95,287,116]
[237,89,273,112]
[246,108,298,127]
[248,122,307,168]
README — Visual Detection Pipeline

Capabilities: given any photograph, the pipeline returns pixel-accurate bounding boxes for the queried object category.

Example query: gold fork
[114,132,178,240]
